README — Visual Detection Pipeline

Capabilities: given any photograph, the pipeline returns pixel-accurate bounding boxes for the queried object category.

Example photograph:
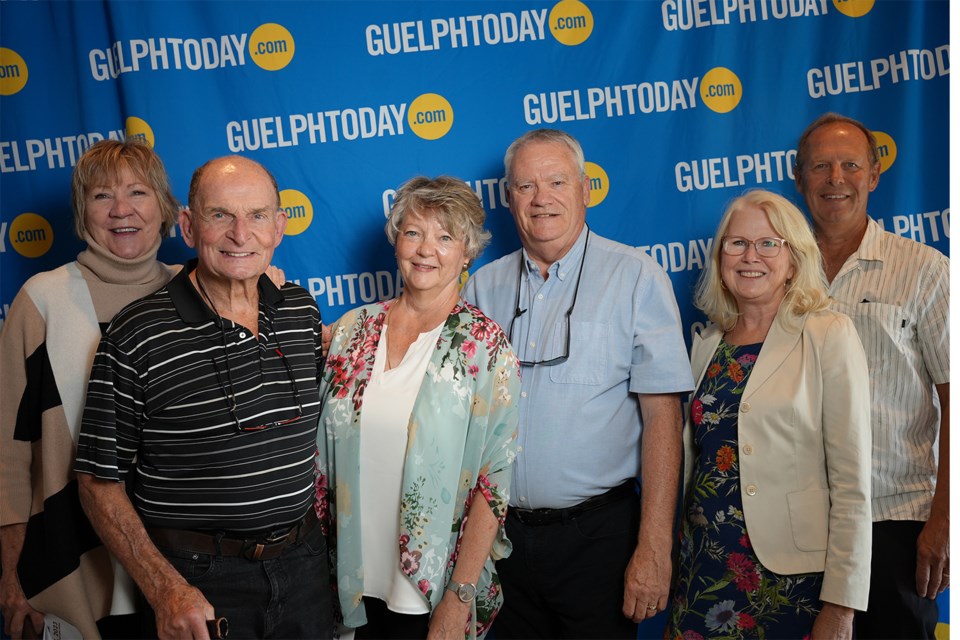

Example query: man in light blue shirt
[462,129,693,638]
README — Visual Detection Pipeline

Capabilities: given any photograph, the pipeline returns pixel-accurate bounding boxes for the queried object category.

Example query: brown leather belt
[509,481,637,526]
[148,508,317,561]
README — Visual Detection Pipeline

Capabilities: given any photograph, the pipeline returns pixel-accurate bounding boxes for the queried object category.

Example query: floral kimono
[315,299,520,639]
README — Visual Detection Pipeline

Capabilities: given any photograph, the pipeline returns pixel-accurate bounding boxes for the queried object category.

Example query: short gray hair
[386,176,491,266]
[503,128,586,183]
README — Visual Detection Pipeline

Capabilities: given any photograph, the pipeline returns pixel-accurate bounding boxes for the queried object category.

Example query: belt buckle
[241,525,294,560]
[264,527,293,544]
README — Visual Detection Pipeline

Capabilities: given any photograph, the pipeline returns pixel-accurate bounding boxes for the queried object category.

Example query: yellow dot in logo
[549,0,594,46]
[0,48,29,96]
[833,0,875,18]
[125,117,155,147]
[9,213,53,258]
[279,189,314,236]
[584,162,609,208]
[700,67,743,114]
[250,23,296,71]
[871,130,897,174]
[408,93,454,141]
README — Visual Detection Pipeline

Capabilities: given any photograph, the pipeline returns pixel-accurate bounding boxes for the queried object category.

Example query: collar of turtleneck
[75,231,168,285]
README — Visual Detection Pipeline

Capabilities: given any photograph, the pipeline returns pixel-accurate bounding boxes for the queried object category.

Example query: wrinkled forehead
[805,123,873,161]
[510,142,580,180]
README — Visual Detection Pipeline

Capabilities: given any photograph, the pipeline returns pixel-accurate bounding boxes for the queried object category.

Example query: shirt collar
[854,216,885,264]
[168,258,285,324]
[521,225,590,282]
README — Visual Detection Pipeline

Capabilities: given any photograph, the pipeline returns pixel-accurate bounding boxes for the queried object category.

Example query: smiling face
[507,140,590,268]
[395,208,468,301]
[180,158,286,286]
[84,166,163,260]
[796,121,879,232]
[720,205,796,315]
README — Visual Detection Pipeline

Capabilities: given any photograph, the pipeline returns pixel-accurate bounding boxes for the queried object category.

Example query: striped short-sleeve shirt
[75,261,323,532]
[826,218,949,522]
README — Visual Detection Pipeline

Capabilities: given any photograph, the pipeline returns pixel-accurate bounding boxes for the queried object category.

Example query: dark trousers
[141,523,334,639]
[855,520,939,639]
[492,491,641,639]
[355,597,431,639]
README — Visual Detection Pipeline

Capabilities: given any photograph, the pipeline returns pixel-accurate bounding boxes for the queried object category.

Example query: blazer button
[740,402,751,413]
[742,444,753,455]
[745,484,757,496]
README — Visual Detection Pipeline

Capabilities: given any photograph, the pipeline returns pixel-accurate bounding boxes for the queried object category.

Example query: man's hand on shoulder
[265,265,286,289]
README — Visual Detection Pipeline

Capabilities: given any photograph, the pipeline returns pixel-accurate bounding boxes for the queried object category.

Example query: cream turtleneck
[74,232,177,321]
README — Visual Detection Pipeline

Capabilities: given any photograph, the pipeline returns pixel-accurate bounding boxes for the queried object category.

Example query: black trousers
[855,520,939,639]
[492,491,641,639]
[355,597,430,639]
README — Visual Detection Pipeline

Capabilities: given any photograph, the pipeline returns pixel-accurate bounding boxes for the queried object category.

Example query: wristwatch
[446,579,478,603]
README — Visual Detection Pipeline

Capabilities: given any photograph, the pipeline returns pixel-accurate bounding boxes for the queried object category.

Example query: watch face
[457,583,477,602]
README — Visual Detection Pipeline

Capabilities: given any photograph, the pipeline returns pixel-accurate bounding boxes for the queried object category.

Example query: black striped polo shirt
[75,260,323,532]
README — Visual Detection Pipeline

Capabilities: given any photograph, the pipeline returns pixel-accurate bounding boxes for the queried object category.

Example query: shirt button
[741,402,751,413]
[238,331,247,339]
[521,391,527,398]
[743,444,753,455]
[529,341,536,348]
[537,294,543,300]
[745,484,757,496]
[520,496,527,503]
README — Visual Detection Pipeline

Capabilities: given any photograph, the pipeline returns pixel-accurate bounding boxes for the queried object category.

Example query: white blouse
[358,320,444,614]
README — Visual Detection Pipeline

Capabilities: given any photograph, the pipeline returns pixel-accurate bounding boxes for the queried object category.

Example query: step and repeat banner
[0,0,950,632]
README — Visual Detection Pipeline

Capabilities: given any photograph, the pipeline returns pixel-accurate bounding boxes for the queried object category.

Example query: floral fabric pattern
[668,341,823,639]
[315,299,520,639]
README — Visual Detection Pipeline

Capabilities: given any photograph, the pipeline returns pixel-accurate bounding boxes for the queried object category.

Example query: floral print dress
[668,341,823,639]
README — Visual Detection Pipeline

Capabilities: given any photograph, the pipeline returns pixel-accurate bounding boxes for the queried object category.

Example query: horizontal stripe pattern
[76,269,323,532]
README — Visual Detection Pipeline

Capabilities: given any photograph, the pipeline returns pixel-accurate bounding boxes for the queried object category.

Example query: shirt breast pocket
[836,301,908,370]
[549,320,608,385]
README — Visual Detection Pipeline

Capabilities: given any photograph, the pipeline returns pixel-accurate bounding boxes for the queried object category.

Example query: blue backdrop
[0,0,950,635]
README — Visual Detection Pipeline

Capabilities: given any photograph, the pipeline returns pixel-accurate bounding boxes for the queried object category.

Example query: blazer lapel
[742,312,807,401]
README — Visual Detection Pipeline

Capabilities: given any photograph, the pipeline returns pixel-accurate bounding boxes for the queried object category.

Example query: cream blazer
[683,308,872,610]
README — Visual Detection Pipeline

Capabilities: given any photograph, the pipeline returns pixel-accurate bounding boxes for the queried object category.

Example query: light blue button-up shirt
[462,227,694,509]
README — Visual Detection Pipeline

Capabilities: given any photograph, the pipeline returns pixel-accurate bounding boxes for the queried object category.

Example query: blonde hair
[695,189,830,331]
[71,139,179,238]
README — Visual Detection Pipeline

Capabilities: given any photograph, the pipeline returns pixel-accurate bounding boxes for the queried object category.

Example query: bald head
[188,156,280,214]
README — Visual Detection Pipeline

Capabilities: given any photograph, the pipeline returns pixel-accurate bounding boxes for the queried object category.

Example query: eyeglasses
[721,236,788,258]
[196,273,303,432]
[507,229,588,367]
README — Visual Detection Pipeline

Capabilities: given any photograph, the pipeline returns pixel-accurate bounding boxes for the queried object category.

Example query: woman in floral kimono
[316,176,520,639]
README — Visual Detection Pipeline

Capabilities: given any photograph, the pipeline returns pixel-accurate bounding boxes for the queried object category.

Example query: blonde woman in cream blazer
[667,190,872,640]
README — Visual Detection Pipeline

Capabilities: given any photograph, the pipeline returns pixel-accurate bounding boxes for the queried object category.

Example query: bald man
[75,156,333,639]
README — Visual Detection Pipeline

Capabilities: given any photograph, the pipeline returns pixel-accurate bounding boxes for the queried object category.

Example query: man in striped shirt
[75,156,333,639]
[795,113,949,639]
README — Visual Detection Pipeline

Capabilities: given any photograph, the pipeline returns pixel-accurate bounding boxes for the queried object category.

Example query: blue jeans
[142,523,334,639]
